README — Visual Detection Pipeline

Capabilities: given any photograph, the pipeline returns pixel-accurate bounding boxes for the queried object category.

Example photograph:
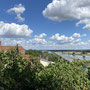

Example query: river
[56,53,90,71]
[56,53,90,62]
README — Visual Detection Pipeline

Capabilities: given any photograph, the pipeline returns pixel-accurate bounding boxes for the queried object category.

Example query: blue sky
[0,0,90,50]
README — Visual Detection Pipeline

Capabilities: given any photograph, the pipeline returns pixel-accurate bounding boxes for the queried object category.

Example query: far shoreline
[55,51,90,56]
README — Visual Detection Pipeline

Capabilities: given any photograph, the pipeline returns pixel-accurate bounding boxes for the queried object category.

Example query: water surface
[57,53,90,62]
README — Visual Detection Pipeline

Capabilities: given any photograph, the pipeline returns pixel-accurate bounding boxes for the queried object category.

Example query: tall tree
[16,44,19,54]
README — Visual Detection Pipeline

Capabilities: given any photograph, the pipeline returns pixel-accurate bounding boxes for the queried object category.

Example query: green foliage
[26,49,42,57]
[82,50,87,55]
[41,52,63,62]
[88,66,90,80]
[0,49,43,90]
[0,49,90,90]
[72,52,75,56]
[36,59,90,90]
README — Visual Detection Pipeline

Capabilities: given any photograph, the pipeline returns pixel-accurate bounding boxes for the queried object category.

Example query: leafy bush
[0,49,43,90]
[0,50,90,90]
[26,49,42,57]
[36,59,90,90]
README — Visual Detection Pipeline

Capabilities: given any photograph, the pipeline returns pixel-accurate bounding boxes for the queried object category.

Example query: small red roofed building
[0,41,25,54]
[0,41,29,60]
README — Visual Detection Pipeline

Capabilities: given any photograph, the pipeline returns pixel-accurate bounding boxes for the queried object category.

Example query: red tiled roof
[21,54,29,60]
[0,46,25,51]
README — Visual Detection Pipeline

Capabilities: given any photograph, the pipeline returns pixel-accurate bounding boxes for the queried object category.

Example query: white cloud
[88,40,90,43]
[50,33,75,44]
[76,19,90,27]
[50,33,60,40]
[77,41,88,46]
[0,21,33,38]
[72,33,87,38]
[0,35,89,50]
[73,39,81,43]
[28,38,47,45]
[73,33,81,38]
[34,33,47,39]
[27,33,47,45]
[43,0,90,30]
[83,23,90,30]
[76,19,90,30]
[82,34,87,37]
[50,33,86,44]
[0,32,89,50]
[50,33,88,45]
[7,4,25,22]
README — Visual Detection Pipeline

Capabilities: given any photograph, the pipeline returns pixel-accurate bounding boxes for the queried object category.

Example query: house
[0,41,30,60]
[0,41,25,55]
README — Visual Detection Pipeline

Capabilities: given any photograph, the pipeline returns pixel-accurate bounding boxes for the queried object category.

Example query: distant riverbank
[55,52,90,62]
[67,57,85,62]
[55,51,90,56]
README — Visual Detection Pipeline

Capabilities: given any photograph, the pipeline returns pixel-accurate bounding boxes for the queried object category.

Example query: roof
[21,54,29,60]
[0,46,25,51]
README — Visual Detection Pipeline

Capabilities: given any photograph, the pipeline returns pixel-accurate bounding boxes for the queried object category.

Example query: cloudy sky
[0,0,90,50]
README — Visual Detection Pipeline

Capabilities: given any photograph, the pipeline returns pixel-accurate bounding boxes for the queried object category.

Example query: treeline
[0,49,90,90]
[26,49,42,57]
[45,50,90,52]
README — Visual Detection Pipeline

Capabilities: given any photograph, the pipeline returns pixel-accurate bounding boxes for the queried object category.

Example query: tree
[36,59,90,90]
[0,49,90,90]
[88,66,90,80]
[0,49,43,90]
[16,44,19,54]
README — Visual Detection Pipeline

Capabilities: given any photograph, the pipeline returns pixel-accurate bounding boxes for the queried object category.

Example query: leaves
[0,49,90,90]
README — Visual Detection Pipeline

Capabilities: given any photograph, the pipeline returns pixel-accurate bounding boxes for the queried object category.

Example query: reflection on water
[57,53,90,62]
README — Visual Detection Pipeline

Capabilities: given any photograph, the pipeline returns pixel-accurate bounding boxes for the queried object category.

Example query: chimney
[0,41,1,46]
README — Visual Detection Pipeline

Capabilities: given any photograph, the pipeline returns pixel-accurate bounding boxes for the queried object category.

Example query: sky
[0,0,90,50]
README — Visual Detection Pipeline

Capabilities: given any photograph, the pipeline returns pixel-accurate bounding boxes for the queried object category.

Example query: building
[0,41,30,60]
[0,41,25,55]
